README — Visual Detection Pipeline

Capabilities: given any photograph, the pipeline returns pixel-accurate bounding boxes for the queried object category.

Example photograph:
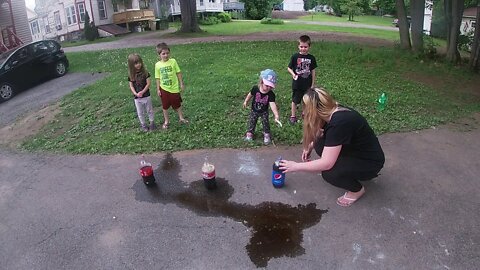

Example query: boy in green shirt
[155,42,188,129]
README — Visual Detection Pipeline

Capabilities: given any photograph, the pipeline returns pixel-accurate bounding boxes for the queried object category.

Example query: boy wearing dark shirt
[287,35,317,124]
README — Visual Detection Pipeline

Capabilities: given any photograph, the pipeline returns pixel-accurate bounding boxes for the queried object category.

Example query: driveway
[1,116,479,269]
[0,72,106,127]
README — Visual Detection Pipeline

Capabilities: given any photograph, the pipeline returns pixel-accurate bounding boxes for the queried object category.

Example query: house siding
[0,0,32,45]
[34,0,115,41]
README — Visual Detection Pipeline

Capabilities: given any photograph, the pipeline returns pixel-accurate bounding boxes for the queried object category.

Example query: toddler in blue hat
[242,69,281,145]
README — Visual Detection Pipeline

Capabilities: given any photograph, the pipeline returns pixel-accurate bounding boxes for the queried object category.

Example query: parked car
[0,40,69,102]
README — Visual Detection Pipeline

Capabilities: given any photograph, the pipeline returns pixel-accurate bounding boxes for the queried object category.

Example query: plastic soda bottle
[272,157,285,188]
[377,92,387,112]
[139,155,155,186]
[202,157,217,190]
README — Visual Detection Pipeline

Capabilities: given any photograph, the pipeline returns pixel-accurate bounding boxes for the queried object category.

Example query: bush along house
[0,0,32,53]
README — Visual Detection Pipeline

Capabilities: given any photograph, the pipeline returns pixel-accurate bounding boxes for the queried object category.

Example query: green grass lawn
[21,41,480,154]
[198,21,399,40]
[297,12,395,27]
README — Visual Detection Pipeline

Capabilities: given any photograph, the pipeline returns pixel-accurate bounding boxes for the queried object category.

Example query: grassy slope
[21,41,480,154]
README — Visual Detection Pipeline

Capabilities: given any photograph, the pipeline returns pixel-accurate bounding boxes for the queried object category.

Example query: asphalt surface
[0,72,107,127]
[1,117,479,269]
[1,29,479,269]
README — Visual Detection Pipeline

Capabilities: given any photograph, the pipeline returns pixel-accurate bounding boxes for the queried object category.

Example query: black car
[0,40,69,102]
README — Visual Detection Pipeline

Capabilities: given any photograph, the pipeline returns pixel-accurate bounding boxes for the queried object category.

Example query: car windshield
[0,50,15,68]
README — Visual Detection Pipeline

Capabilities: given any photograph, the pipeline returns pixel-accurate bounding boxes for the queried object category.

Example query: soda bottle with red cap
[139,155,155,186]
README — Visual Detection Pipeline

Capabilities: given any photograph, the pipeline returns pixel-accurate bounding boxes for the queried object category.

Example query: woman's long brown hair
[302,87,337,149]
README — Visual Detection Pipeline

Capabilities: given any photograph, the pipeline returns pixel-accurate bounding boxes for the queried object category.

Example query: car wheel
[53,61,67,77]
[0,82,15,102]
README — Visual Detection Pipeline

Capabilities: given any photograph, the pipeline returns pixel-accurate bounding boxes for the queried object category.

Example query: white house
[461,6,478,35]
[28,0,232,42]
[167,0,223,16]
[282,0,303,12]
[27,7,43,41]
[423,0,433,35]
[32,0,118,41]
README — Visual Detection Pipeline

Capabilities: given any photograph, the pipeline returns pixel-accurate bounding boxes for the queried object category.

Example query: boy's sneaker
[263,133,271,145]
[140,124,148,132]
[244,132,253,142]
[149,122,156,131]
[289,116,297,124]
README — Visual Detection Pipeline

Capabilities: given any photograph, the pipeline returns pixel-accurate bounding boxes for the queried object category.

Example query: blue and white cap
[260,69,277,88]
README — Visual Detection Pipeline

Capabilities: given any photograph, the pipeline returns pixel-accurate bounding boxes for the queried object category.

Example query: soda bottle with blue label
[272,157,285,188]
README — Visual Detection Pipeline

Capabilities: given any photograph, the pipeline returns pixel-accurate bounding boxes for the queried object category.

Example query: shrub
[458,29,474,52]
[84,12,99,41]
[199,17,220,25]
[217,12,232,23]
[260,18,284,25]
[422,34,438,59]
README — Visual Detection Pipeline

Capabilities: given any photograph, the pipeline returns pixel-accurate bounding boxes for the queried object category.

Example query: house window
[98,0,107,20]
[30,20,40,35]
[77,2,86,23]
[54,11,62,30]
[471,20,476,29]
[200,0,204,6]
[209,0,215,3]
[65,5,77,25]
[43,17,51,33]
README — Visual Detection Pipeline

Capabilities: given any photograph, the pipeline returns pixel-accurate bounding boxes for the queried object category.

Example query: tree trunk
[469,3,480,71]
[179,0,201,33]
[410,0,425,52]
[396,0,412,50]
[445,0,465,63]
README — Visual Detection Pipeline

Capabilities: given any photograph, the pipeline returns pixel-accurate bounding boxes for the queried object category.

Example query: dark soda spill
[133,153,327,267]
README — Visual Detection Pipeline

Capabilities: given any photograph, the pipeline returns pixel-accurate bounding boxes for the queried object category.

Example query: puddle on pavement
[132,153,327,267]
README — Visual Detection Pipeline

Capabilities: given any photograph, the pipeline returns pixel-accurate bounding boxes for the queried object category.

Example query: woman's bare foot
[336,186,365,207]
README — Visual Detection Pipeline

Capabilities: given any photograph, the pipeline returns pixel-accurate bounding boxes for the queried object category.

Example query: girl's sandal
[162,123,169,129]
[179,119,189,124]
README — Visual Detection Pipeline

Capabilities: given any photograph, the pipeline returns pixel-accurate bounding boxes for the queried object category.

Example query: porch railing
[112,9,155,24]
[0,26,24,51]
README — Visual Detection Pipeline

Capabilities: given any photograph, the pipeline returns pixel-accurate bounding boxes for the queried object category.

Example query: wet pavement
[1,116,479,269]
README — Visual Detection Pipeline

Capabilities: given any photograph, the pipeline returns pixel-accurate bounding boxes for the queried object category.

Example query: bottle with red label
[202,157,217,190]
[139,155,155,186]
[272,157,285,188]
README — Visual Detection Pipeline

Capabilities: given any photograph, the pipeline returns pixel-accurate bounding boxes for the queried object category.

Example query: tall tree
[396,0,412,49]
[469,2,480,71]
[179,0,201,32]
[444,0,465,63]
[410,0,425,52]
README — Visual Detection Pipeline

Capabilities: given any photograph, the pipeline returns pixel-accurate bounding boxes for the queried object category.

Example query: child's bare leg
[291,101,297,117]
[175,107,187,122]
[162,109,169,127]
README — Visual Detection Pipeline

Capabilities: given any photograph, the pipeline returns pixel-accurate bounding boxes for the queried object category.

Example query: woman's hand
[279,160,299,173]
[242,101,248,109]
